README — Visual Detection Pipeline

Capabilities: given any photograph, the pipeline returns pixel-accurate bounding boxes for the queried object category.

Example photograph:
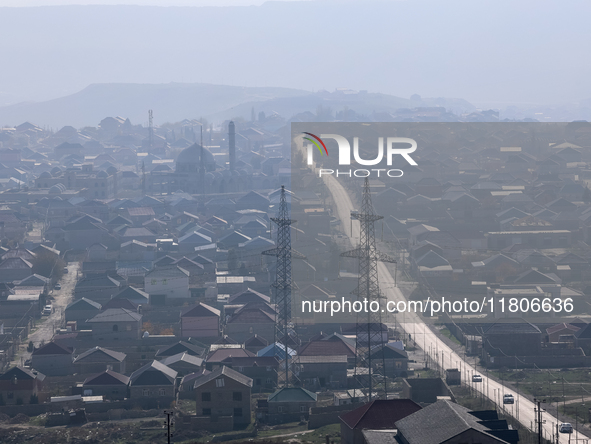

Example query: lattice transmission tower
[263,185,305,387]
[341,177,396,401]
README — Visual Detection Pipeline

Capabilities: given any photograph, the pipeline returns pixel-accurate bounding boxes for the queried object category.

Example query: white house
[144,266,190,303]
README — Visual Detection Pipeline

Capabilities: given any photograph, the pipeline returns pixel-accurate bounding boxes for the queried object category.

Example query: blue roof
[257,342,296,359]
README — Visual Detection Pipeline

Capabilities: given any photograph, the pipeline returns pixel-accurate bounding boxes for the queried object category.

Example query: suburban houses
[1,115,591,444]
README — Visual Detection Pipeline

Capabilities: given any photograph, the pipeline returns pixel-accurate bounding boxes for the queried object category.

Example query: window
[126,325,132,331]
[233,392,242,401]
[215,378,225,387]
[237,366,244,372]
[142,389,150,397]
[159,388,166,396]
[277,406,283,413]
[266,366,272,372]
[233,408,243,417]
[7,392,13,399]
[112,325,119,332]
[300,405,307,413]
[266,378,272,384]
[202,408,211,416]
[202,392,211,402]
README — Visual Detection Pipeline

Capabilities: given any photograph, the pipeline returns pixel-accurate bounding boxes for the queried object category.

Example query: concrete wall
[189,415,234,433]
[402,378,454,404]
[483,349,591,369]
[91,320,141,341]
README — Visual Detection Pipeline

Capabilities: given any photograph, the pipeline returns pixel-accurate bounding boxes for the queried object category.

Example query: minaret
[199,125,205,193]
[229,121,236,171]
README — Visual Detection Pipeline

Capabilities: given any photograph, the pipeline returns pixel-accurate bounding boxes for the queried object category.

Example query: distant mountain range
[1,2,589,113]
[0,82,476,129]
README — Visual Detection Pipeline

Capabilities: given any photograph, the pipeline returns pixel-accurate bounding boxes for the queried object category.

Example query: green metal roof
[268,387,317,403]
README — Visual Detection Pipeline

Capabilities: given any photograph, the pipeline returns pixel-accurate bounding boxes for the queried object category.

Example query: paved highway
[323,173,585,444]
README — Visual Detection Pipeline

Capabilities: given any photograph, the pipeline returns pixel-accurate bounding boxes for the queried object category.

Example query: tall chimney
[229,121,236,171]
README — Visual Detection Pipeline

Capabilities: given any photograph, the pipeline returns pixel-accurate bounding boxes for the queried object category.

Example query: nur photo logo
[301,132,418,178]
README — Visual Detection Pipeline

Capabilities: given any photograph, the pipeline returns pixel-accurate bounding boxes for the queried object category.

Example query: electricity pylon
[341,177,396,401]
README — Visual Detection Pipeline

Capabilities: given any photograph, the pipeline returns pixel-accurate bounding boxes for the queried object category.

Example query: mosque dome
[175,143,216,173]
[49,183,66,194]
[50,166,63,177]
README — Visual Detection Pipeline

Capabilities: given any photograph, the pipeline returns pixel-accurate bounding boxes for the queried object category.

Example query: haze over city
[0,0,590,123]
[0,2,590,443]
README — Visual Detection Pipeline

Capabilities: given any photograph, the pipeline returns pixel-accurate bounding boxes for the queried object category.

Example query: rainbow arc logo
[302,132,328,156]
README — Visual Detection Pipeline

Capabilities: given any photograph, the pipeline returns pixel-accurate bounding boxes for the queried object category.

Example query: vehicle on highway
[472,374,483,382]
[43,304,52,315]
[54,283,61,290]
[559,423,573,434]
[63,267,68,274]
[503,394,514,404]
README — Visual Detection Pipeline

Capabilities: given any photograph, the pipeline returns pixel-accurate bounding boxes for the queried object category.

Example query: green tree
[31,250,65,281]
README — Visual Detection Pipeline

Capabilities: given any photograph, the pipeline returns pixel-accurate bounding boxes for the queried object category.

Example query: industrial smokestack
[229,121,236,171]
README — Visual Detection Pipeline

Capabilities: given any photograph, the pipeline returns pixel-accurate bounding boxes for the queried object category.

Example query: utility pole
[164,410,174,444]
[534,398,546,444]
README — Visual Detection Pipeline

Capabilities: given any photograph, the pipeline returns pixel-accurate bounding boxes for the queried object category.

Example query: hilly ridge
[0,82,476,128]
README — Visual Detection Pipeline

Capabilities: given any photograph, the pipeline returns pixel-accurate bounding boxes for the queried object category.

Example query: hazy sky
[0,0,589,110]
[0,0,283,5]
